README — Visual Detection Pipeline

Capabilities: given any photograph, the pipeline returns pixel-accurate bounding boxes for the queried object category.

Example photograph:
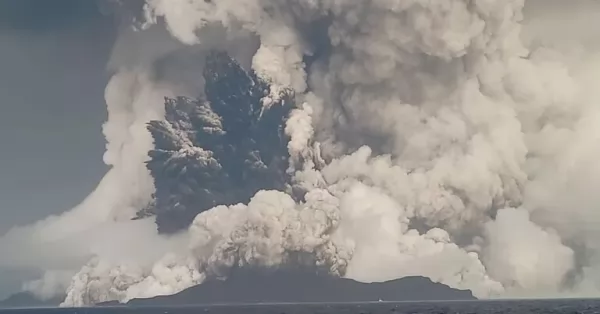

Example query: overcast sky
[0,0,116,234]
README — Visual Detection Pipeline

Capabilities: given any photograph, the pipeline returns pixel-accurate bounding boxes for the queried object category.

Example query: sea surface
[2,299,600,314]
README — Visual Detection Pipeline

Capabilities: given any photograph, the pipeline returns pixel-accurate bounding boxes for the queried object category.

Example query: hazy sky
[0,0,116,234]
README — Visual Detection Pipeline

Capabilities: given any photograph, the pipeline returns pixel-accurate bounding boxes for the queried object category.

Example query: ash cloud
[144,51,294,233]
[2,0,600,306]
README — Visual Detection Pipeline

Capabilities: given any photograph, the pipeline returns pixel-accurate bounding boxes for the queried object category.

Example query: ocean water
[2,299,600,314]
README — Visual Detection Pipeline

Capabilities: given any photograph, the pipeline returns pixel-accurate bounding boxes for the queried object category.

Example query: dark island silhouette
[0,268,475,308]
[100,267,475,306]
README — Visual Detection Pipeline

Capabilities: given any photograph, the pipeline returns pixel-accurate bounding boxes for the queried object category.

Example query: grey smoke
[2,0,600,306]
[143,51,294,233]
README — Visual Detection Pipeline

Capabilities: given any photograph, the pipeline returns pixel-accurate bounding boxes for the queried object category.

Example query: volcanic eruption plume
[2,0,600,306]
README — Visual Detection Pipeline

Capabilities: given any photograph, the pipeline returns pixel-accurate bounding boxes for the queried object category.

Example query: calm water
[2,299,600,314]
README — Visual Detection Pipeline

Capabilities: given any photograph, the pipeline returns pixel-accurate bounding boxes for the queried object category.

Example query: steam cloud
[2,0,600,306]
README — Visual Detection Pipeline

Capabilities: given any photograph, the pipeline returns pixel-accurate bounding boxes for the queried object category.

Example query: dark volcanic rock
[100,269,475,306]
[143,51,294,233]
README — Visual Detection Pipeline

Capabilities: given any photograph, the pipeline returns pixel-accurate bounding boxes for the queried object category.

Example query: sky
[0,0,116,234]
